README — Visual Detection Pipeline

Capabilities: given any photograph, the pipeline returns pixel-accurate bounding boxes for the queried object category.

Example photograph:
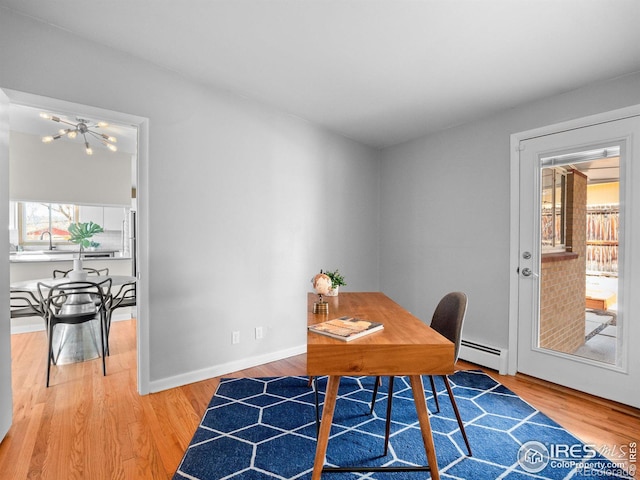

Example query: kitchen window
[15,202,78,246]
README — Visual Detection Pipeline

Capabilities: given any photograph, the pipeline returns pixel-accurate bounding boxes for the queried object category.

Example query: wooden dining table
[307,292,454,480]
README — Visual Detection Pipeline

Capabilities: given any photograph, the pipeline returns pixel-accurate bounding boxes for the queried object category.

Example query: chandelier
[40,113,117,155]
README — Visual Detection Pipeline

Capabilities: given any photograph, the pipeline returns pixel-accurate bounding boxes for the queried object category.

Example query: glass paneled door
[516,115,640,408]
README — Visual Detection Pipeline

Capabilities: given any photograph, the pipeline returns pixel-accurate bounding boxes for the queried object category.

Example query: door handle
[521,268,539,278]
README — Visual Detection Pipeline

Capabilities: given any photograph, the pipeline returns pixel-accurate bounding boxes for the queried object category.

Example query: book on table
[308,316,384,341]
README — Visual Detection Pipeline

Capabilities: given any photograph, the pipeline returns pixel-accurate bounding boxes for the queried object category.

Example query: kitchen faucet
[40,231,54,250]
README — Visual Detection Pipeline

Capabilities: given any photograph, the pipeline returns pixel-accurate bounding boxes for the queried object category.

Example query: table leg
[312,375,340,480]
[409,375,440,480]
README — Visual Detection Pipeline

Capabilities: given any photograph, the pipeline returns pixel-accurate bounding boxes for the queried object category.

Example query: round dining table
[10,275,136,364]
[10,275,136,291]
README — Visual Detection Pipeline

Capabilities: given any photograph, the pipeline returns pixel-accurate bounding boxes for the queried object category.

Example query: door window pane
[538,153,619,366]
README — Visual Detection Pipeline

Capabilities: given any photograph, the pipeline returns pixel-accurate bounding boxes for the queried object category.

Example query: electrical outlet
[232,331,240,344]
[255,326,264,339]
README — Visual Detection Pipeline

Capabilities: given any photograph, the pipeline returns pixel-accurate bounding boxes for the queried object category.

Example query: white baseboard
[10,323,44,335]
[147,344,308,393]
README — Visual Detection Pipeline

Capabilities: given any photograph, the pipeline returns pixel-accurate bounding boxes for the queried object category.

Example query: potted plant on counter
[324,269,346,296]
[68,221,103,280]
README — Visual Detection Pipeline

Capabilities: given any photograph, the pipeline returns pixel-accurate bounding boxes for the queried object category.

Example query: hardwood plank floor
[1,319,638,479]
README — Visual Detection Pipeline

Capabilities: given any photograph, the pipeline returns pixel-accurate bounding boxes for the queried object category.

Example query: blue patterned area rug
[173,371,632,479]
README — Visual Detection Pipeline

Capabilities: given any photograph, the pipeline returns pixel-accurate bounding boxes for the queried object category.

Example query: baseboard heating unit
[459,339,508,375]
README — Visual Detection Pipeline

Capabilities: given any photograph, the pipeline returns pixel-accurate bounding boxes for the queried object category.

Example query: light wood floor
[1,319,638,479]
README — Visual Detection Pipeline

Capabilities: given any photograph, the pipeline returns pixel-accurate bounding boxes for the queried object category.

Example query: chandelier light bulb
[40,112,61,122]
[42,136,54,143]
[85,142,93,155]
[100,134,118,143]
[67,130,77,139]
[107,143,118,152]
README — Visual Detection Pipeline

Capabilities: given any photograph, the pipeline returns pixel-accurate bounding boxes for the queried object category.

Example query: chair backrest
[53,267,110,278]
[52,270,65,279]
[38,279,113,321]
[110,281,136,310]
[10,289,44,318]
[429,292,468,362]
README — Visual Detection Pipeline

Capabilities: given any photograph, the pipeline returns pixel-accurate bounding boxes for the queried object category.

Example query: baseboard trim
[147,344,308,393]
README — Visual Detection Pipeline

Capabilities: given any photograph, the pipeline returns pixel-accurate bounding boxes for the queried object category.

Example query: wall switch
[232,331,240,344]
[255,326,264,339]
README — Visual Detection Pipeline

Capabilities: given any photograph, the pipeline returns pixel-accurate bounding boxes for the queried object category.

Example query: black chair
[12,288,53,364]
[370,292,472,456]
[53,267,109,278]
[10,288,45,319]
[38,279,112,387]
[53,268,111,312]
[104,280,136,355]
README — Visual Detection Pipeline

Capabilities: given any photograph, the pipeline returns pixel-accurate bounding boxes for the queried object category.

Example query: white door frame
[508,104,640,376]
[0,88,13,441]
[1,88,151,395]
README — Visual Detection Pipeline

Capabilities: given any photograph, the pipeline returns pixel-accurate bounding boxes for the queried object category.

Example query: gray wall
[0,10,380,390]
[379,71,640,349]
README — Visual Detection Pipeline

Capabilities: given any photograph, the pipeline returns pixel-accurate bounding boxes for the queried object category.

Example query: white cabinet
[78,206,126,231]
[104,207,125,231]
[79,206,103,224]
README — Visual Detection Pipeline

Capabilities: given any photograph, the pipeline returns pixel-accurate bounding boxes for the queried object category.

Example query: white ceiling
[2,0,640,149]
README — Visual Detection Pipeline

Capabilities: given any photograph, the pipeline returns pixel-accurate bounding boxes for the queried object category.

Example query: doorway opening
[3,88,148,394]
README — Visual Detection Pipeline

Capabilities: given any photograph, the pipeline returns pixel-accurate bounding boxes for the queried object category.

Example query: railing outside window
[586,205,618,274]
